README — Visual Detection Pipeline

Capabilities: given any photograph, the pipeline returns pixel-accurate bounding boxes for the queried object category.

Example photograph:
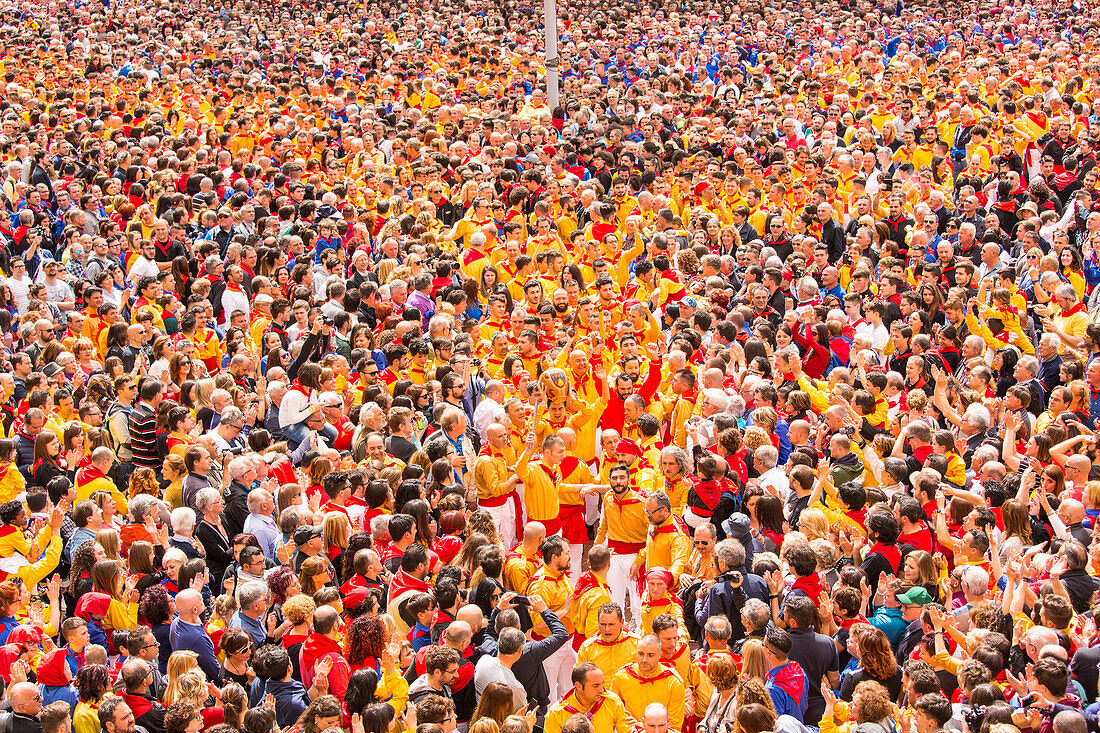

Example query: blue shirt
[228,610,267,647]
[869,605,907,649]
[169,617,221,681]
[765,661,808,722]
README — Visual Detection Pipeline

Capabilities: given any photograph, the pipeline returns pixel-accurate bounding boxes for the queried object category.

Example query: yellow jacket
[75,473,128,515]
[571,574,612,641]
[663,642,713,719]
[0,462,24,504]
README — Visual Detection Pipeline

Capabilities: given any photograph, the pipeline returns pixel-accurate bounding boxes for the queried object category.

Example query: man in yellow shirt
[633,491,691,587]
[502,522,545,593]
[544,662,633,733]
[595,463,649,623]
[526,535,576,703]
[570,544,613,651]
[1043,283,1090,354]
[609,634,686,731]
[473,424,522,550]
[654,613,711,724]
[577,602,639,680]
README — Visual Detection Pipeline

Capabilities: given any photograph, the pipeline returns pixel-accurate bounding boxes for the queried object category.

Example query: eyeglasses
[142,641,160,650]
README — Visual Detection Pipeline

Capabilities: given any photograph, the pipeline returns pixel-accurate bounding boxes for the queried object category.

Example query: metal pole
[544,0,559,109]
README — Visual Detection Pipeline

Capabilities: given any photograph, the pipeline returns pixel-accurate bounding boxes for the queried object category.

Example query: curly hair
[76,664,111,702]
[69,539,98,589]
[465,509,501,547]
[266,566,298,604]
[281,594,317,626]
[852,680,893,723]
[344,613,386,667]
[139,583,173,627]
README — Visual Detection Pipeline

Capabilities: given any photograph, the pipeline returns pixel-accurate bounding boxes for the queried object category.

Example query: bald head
[175,589,203,620]
[558,427,577,449]
[524,521,546,545]
[456,604,484,632]
[9,682,40,713]
[445,620,473,648]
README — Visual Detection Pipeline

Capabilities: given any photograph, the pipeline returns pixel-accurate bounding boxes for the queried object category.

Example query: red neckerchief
[1063,302,1087,318]
[868,542,902,573]
[571,572,605,602]
[790,574,823,602]
[289,380,311,398]
[624,664,674,684]
[225,281,245,293]
[561,689,606,720]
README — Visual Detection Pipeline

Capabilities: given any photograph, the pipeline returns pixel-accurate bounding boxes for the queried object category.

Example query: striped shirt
[129,401,159,469]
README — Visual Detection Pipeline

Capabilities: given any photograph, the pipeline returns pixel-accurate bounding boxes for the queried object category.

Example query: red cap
[542,145,556,156]
[693,181,711,197]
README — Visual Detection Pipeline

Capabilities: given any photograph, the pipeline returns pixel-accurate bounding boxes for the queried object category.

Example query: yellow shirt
[637,517,691,583]
[527,566,575,637]
[544,690,633,733]
[514,456,563,523]
[663,642,713,719]
[594,490,649,548]
[609,663,686,731]
[571,573,612,641]
[577,633,639,679]
[503,545,541,593]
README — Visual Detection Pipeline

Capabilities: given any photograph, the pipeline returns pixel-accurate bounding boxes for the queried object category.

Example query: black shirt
[788,627,840,721]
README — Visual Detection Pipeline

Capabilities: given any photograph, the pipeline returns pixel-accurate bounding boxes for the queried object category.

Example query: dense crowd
[6,1,1100,733]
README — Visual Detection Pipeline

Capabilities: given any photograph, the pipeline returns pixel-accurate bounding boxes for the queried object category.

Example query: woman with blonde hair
[95,528,122,562]
[162,651,199,704]
[902,550,940,601]
[161,455,186,509]
[466,510,503,549]
[322,512,349,568]
[797,507,830,541]
[740,638,769,683]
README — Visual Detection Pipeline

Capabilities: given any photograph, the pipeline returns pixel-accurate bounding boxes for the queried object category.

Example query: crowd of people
[5,1,1100,733]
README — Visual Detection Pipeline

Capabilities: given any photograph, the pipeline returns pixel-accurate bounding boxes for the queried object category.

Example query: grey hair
[743,598,772,632]
[755,445,779,470]
[1017,355,1039,378]
[220,407,245,427]
[235,580,269,610]
[704,615,732,641]
[960,565,990,596]
[702,388,729,412]
[964,403,992,432]
[715,539,745,570]
[195,487,222,514]
[228,456,253,480]
[130,494,160,523]
[170,506,196,533]
[660,446,692,476]
[648,490,672,512]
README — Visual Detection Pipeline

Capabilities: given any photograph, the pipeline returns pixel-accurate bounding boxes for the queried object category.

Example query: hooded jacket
[299,632,350,699]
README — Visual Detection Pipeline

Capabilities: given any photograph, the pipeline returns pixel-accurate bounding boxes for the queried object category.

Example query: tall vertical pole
[544,0,559,108]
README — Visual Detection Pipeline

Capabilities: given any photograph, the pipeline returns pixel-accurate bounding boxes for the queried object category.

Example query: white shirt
[129,255,160,280]
[472,397,505,440]
[758,466,790,500]
[221,285,250,324]
[5,275,30,314]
